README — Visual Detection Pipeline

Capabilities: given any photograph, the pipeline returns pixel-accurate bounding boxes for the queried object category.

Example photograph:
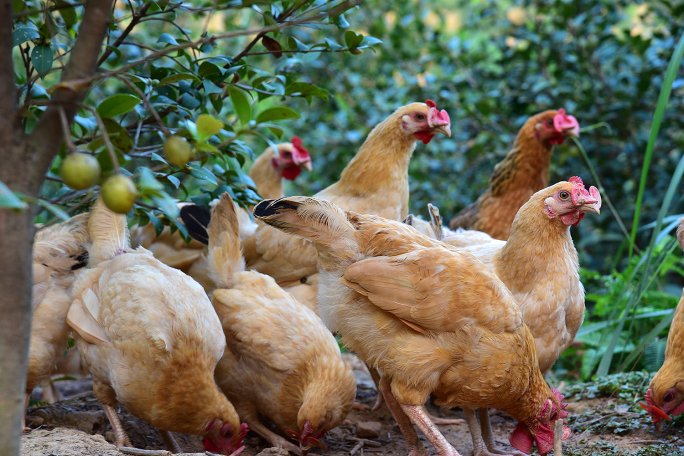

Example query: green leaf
[189,166,218,185]
[13,26,40,47]
[152,194,180,220]
[0,180,28,210]
[203,79,224,95]
[360,36,383,48]
[344,31,364,49]
[157,33,179,46]
[196,114,224,141]
[138,168,164,195]
[35,199,70,221]
[227,85,252,126]
[31,45,53,76]
[333,14,350,28]
[96,94,141,119]
[256,106,301,123]
[146,210,164,237]
[629,32,684,257]
[55,0,77,28]
[157,72,201,86]
[167,175,180,188]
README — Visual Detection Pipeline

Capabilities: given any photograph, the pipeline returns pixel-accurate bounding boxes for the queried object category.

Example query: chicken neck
[488,129,553,198]
[327,115,416,219]
[249,148,284,200]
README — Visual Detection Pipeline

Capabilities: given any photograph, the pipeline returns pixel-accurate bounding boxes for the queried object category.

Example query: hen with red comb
[449,109,581,240]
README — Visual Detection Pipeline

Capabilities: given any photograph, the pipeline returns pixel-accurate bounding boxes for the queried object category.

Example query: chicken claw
[102,403,132,448]
[399,404,461,456]
[378,380,428,456]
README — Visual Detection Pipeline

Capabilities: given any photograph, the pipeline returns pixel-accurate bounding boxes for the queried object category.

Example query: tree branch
[97,2,151,67]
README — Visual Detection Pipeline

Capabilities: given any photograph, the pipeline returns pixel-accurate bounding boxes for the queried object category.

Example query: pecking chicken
[448,109,580,240]
[206,193,356,455]
[131,138,313,293]
[66,198,247,454]
[24,214,90,430]
[640,218,684,431]
[254,196,570,456]
[237,101,450,311]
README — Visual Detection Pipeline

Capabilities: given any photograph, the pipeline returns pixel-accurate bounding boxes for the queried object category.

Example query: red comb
[291,136,310,159]
[426,99,436,108]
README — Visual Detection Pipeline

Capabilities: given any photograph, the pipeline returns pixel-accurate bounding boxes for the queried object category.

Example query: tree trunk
[0,0,113,453]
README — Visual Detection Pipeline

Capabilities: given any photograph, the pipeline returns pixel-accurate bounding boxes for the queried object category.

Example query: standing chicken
[641,218,684,431]
[207,193,356,455]
[254,197,570,456]
[24,214,89,431]
[441,177,601,374]
[449,109,580,240]
[67,199,247,454]
[238,101,450,311]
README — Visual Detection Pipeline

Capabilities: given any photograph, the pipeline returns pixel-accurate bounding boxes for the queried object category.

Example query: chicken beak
[581,202,600,215]
[562,126,580,138]
[432,124,451,137]
[301,160,313,172]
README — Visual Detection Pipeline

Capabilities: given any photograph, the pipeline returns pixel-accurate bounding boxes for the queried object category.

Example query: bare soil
[21,355,684,456]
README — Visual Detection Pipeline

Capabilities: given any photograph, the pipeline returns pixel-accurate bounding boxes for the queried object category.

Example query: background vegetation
[4,4,684,450]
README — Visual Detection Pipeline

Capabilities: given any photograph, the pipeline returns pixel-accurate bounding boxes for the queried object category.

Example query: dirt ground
[21,355,684,456]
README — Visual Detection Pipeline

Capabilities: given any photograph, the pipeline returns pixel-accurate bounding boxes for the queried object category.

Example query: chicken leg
[478,408,525,456]
[245,419,304,456]
[160,430,183,454]
[22,392,31,432]
[399,403,461,456]
[102,403,133,448]
[378,378,428,456]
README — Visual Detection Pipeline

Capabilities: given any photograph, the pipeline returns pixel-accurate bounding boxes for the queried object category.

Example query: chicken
[206,193,356,455]
[439,178,601,374]
[66,199,247,454]
[132,139,313,293]
[24,214,90,430]
[253,196,571,456]
[448,109,580,240]
[404,204,457,241]
[239,101,450,310]
[640,218,684,432]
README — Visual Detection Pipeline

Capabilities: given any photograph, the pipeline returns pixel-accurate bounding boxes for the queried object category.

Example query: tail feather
[207,193,245,288]
[253,197,358,263]
[88,198,130,266]
[180,204,211,245]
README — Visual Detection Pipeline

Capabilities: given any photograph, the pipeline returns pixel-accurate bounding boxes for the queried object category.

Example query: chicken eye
[415,113,425,121]
[559,191,570,200]
[547,119,554,126]
[282,151,292,158]
[665,392,674,402]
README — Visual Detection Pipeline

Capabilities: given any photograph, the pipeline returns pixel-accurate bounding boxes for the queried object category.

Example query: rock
[105,431,116,442]
[256,448,291,456]
[25,415,44,428]
[356,421,382,439]
[32,408,106,433]
[21,428,121,456]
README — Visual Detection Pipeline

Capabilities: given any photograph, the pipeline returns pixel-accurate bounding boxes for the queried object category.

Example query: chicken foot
[378,378,428,456]
[462,407,520,456]
[102,403,133,448]
[246,419,305,456]
[478,408,525,456]
[400,403,461,456]
[160,430,182,454]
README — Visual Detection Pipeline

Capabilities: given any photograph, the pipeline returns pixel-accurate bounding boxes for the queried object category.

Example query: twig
[350,441,364,455]
[97,2,152,66]
[200,0,220,37]
[347,437,382,447]
[578,412,619,427]
[119,448,171,456]
[58,106,78,153]
[115,75,170,137]
[79,105,120,173]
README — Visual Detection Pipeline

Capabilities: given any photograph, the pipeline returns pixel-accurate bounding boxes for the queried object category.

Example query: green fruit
[349,48,363,55]
[101,174,137,214]
[61,153,101,190]
[163,135,194,166]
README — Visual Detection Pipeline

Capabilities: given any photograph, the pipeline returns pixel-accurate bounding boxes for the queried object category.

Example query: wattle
[414,131,435,144]
[509,422,533,454]
[282,165,302,181]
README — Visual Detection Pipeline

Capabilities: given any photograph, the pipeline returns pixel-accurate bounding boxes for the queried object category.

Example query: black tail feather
[180,205,211,245]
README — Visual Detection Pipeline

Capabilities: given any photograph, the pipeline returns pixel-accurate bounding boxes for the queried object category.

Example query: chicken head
[400,99,451,144]
[641,382,680,432]
[543,176,601,227]
[533,109,580,145]
[203,419,249,456]
[509,389,571,455]
[271,136,312,180]
[285,417,329,455]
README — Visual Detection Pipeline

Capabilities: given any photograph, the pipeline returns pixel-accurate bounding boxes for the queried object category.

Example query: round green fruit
[61,152,101,190]
[349,48,363,55]
[163,135,194,166]
[101,174,137,214]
